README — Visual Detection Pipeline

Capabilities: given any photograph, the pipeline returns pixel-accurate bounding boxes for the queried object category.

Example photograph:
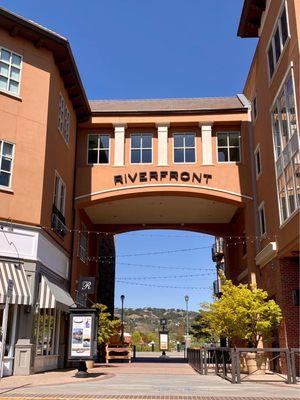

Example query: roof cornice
[0,6,90,121]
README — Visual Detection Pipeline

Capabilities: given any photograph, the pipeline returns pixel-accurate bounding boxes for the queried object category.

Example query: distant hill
[114,307,198,340]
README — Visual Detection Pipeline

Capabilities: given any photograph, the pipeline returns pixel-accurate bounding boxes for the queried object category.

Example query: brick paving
[0,357,299,400]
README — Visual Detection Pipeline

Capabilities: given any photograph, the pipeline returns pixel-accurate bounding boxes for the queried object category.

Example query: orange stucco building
[0,0,299,376]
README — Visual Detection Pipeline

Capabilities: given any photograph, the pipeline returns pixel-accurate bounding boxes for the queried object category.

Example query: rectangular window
[0,140,14,188]
[79,226,88,264]
[217,132,241,162]
[258,203,267,236]
[131,134,152,164]
[252,95,258,121]
[88,134,110,164]
[271,73,300,224]
[254,145,261,177]
[0,47,22,95]
[57,94,70,144]
[267,4,289,80]
[35,308,60,356]
[173,133,196,163]
[54,174,66,215]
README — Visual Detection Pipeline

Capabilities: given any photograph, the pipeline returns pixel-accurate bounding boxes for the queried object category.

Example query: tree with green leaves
[199,280,282,347]
[131,331,142,347]
[93,303,121,345]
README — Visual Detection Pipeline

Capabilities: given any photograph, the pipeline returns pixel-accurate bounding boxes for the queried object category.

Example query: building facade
[0,0,299,376]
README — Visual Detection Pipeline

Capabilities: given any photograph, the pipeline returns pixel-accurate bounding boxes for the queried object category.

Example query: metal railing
[290,348,300,384]
[187,347,300,384]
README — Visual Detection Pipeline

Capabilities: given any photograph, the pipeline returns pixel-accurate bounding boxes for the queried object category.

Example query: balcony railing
[51,205,67,239]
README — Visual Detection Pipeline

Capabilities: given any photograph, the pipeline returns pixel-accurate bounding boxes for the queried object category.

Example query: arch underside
[77,188,247,236]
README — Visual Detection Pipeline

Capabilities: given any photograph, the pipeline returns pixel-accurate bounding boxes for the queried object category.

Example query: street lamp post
[120,294,125,342]
[184,295,189,359]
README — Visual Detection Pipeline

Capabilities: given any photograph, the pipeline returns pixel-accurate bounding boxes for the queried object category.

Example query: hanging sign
[68,309,98,360]
[159,331,169,351]
[78,277,96,294]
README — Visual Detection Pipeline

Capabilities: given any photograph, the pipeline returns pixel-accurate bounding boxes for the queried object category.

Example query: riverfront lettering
[114,171,212,186]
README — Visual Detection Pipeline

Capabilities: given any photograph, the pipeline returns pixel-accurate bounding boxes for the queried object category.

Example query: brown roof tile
[89,96,246,114]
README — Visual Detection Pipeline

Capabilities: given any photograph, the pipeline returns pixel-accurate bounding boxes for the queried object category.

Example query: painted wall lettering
[114,171,212,186]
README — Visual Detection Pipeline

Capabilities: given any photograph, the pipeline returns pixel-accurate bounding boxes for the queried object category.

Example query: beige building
[0,0,299,376]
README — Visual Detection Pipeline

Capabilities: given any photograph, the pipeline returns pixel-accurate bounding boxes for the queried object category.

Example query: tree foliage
[199,280,282,347]
[93,303,121,345]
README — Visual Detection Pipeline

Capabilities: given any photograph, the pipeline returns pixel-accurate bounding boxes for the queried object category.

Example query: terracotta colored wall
[75,119,253,210]
[0,29,50,224]
[40,57,77,253]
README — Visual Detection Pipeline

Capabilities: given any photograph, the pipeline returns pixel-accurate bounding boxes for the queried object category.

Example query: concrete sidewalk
[0,358,299,399]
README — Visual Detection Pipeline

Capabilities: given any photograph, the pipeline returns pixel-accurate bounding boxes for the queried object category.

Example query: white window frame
[0,139,15,189]
[266,1,290,83]
[254,144,262,179]
[87,134,110,165]
[270,68,300,225]
[130,133,153,165]
[216,131,241,164]
[53,172,66,216]
[258,202,267,237]
[57,93,70,144]
[35,307,60,357]
[173,133,196,164]
[0,46,23,97]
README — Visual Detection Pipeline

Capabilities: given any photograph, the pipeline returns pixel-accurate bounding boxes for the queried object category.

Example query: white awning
[39,276,75,311]
[0,261,32,305]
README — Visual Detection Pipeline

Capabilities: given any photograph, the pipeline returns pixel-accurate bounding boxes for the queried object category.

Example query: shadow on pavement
[132,357,187,363]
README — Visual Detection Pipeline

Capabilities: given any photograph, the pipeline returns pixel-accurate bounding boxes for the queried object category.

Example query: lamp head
[185,295,189,302]
[121,294,125,302]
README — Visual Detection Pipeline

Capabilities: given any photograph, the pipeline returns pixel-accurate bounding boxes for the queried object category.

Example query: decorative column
[200,123,213,165]
[114,124,126,166]
[156,123,169,166]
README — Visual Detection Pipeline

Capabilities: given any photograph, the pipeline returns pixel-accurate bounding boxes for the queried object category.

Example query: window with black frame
[173,133,196,163]
[217,132,241,162]
[88,134,110,164]
[130,134,152,164]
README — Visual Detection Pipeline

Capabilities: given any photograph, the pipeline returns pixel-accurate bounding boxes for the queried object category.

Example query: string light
[116,272,215,280]
[117,262,215,271]
[115,280,212,290]
[2,221,276,240]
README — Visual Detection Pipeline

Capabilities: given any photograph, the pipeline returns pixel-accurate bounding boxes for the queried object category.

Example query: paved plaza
[0,354,299,400]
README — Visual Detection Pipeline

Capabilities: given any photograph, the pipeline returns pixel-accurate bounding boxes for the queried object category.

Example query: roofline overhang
[90,107,248,116]
[0,6,91,121]
[237,0,266,38]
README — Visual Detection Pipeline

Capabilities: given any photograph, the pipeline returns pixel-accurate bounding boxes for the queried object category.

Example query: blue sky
[2,0,257,311]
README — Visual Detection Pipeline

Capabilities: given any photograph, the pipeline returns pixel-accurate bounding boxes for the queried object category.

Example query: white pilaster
[200,123,213,165]
[114,124,126,166]
[156,123,169,166]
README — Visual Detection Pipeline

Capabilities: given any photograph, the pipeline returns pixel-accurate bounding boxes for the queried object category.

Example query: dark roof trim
[90,108,248,117]
[237,0,266,38]
[0,7,90,121]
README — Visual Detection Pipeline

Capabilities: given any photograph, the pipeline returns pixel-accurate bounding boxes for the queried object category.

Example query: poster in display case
[68,309,98,360]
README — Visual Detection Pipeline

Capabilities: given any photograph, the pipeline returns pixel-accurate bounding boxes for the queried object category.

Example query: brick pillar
[97,234,116,317]
[278,257,300,349]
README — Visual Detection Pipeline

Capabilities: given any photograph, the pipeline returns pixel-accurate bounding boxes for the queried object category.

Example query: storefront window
[35,308,60,356]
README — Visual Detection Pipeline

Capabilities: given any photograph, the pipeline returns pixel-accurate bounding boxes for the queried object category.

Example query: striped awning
[0,261,32,305]
[39,276,75,311]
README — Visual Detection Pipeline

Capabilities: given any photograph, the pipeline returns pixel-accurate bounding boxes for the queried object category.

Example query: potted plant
[86,304,120,368]
[199,278,282,374]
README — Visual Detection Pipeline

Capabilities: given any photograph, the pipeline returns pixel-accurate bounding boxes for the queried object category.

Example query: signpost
[68,308,98,377]
[0,279,13,379]
[159,318,169,357]
[159,331,169,352]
